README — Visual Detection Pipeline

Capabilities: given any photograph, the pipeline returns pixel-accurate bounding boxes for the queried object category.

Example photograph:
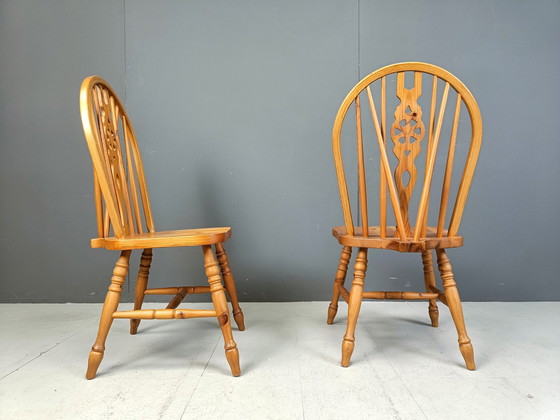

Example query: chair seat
[91,227,232,250]
[332,225,463,252]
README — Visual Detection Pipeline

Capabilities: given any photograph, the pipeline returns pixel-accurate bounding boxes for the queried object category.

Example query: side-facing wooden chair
[79,76,245,378]
[328,63,482,370]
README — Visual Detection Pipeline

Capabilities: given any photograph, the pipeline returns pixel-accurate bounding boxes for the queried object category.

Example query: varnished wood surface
[332,62,482,244]
[329,63,481,371]
[79,76,244,378]
[327,246,352,325]
[332,226,463,251]
[91,227,232,250]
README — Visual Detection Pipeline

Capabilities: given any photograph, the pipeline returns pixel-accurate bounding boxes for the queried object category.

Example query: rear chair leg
[421,250,439,327]
[215,243,245,331]
[86,250,131,379]
[130,249,153,334]
[436,248,476,370]
[341,248,368,367]
[202,245,241,376]
[328,246,352,324]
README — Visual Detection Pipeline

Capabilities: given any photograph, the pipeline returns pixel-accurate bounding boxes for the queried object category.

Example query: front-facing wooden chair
[79,76,245,378]
[328,62,482,370]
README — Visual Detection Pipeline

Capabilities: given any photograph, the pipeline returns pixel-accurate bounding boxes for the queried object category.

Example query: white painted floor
[0,302,559,419]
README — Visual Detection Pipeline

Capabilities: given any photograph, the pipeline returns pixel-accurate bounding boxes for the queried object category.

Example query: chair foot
[436,249,476,371]
[129,319,140,335]
[327,304,338,325]
[460,342,476,370]
[341,338,354,367]
[429,307,439,328]
[203,245,241,377]
[86,349,104,380]
[86,250,131,380]
[225,347,241,376]
[233,309,245,331]
[340,248,367,368]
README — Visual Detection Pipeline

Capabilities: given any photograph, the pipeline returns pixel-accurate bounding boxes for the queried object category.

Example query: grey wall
[1,0,559,303]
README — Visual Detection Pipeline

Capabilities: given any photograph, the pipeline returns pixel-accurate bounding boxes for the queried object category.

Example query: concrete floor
[0,301,558,419]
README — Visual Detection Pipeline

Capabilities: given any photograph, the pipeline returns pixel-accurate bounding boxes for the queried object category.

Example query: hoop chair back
[332,62,482,249]
[80,76,155,239]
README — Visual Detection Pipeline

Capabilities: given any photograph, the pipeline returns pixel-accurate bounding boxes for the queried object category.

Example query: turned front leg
[341,247,368,367]
[328,246,352,324]
[436,248,475,370]
[130,249,153,335]
[87,250,131,379]
[202,245,240,376]
[421,250,439,327]
[215,243,245,331]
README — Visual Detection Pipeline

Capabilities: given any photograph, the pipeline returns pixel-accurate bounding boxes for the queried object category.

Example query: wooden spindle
[413,82,450,242]
[128,124,155,233]
[103,210,110,238]
[420,75,439,237]
[202,245,240,376]
[447,93,483,237]
[362,291,439,300]
[215,243,245,331]
[93,169,104,238]
[123,116,143,234]
[114,308,216,319]
[328,246,352,324]
[436,249,475,370]
[380,77,387,238]
[130,248,152,334]
[86,250,131,379]
[100,93,126,234]
[422,250,439,327]
[145,286,211,295]
[437,94,462,237]
[365,86,408,240]
[109,99,134,236]
[355,96,369,237]
[93,86,124,237]
[341,247,368,367]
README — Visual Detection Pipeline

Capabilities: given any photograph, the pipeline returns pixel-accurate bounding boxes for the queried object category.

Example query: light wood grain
[130,248,152,335]
[113,309,216,319]
[86,250,131,379]
[79,76,244,378]
[327,246,352,324]
[361,291,440,300]
[330,62,481,370]
[355,96,369,236]
[203,245,241,376]
[422,250,439,327]
[332,226,463,251]
[380,77,387,238]
[365,86,408,241]
[341,248,368,367]
[215,243,245,331]
[437,94,462,237]
[90,227,232,250]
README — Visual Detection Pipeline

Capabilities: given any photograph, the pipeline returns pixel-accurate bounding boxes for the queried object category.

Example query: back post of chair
[332,63,482,247]
[80,76,155,239]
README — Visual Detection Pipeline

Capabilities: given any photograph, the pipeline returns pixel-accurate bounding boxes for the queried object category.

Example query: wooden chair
[328,62,482,370]
[79,76,245,379]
